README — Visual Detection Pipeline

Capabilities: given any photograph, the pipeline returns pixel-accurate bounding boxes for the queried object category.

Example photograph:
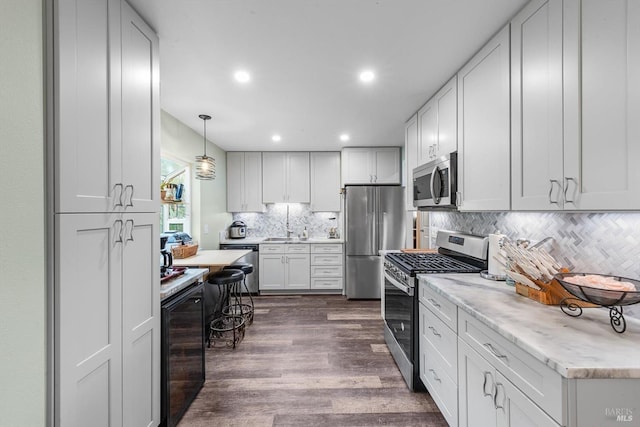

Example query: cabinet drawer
[285,244,310,253]
[310,265,342,278]
[419,303,457,383]
[260,244,285,253]
[418,279,457,331]
[310,254,343,265]
[311,244,343,254]
[420,338,458,427]
[458,310,563,422]
[311,278,343,290]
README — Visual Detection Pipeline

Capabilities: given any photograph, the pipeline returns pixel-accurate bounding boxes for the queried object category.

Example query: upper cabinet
[404,115,419,210]
[418,76,458,164]
[512,0,640,210]
[457,26,511,211]
[56,0,159,214]
[562,0,640,210]
[262,152,310,203]
[511,0,564,210]
[310,152,341,212]
[341,147,401,185]
[227,152,264,212]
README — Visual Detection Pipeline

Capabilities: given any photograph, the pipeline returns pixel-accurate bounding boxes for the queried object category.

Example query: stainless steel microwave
[412,152,458,209]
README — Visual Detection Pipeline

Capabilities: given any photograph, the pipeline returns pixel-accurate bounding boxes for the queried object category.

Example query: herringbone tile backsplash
[430,211,640,319]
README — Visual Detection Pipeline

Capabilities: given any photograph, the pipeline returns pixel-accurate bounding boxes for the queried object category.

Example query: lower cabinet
[259,244,310,290]
[259,243,344,292]
[458,339,559,427]
[57,213,160,427]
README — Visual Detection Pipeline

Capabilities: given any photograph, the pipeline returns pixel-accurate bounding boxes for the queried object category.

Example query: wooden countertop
[171,249,252,269]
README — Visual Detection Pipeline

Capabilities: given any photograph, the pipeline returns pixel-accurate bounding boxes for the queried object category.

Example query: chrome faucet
[286,205,293,237]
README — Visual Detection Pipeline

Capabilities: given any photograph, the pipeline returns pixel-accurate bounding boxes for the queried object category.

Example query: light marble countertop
[172,249,252,268]
[418,273,640,379]
[160,268,207,301]
[220,237,344,244]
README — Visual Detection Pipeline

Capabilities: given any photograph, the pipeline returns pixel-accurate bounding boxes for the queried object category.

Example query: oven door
[384,272,414,364]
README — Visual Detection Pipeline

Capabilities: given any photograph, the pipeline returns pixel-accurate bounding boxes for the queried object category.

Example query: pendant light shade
[195,114,215,180]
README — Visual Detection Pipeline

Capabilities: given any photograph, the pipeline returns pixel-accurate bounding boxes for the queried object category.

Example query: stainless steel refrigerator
[345,186,406,299]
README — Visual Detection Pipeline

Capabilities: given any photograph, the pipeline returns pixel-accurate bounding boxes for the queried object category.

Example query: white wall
[0,1,46,426]
[161,110,231,248]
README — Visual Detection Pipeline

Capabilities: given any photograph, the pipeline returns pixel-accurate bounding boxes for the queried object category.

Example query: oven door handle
[384,270,414,296]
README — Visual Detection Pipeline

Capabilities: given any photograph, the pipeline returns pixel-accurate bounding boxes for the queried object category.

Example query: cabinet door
[57,213,123,427]
[435,76,458,157]
[459,340,498,427]
[226,152,244,212]
[121,213,160,427]
[285,253,311,289]
[405,115,419,210]
[341,148,373,184]
[458,25,511,211]
[286,152,310,203]
[259,254,286,290]
[495,372,559,427]
[564,0,640,209]
[418,100,437,164]
[262,152,287,203]
[243,152,264,211]
[120,2,160,213]
[310,152,341,211]
[511,0,564,210]
[56,0,121,213]
[372,147,401,184]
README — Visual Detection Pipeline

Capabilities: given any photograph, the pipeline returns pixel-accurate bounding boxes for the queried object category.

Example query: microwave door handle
[430,165,441,204]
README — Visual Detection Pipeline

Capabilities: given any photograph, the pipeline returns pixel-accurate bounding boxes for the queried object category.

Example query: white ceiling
[127,0,528,152]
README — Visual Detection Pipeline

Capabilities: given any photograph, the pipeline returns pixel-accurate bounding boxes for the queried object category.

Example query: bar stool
[223,263,255,326]
[207,269,246,348]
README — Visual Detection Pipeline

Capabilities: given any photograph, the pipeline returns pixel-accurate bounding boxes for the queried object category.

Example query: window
[161,155,191,234]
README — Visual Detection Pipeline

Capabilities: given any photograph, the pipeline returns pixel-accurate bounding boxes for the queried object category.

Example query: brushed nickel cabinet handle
[114,220,124,243]
[113,183,124,207]
[564,177,577,204]
[548,179,560,205]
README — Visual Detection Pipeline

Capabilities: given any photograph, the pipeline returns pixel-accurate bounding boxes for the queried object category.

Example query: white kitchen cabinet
[259,244,311,290]
[227,152,264,212]
[457,25,511,211]
[262,152,310,203]
[56,0,159,214]
[341,147,401,185]
[57,212,160,427]
[404,114,419,210]
[511,0,566,210]
[458,340,559,427]
[310,152,341,212]
[417,76,457,166]
[562,0,640,210]
[310,243,344,290]
[54,1,160,425]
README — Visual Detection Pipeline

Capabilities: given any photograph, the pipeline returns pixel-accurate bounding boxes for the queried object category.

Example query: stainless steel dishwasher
[219,243,259,294]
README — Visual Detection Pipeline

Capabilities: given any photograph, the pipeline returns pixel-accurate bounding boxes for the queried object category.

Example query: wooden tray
[160,266,187,283]
[171,244,198,259]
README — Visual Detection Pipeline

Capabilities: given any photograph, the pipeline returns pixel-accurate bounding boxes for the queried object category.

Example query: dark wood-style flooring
[179,295,447,427]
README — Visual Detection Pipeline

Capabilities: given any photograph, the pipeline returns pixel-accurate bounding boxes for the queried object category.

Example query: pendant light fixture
[195,114,215,180]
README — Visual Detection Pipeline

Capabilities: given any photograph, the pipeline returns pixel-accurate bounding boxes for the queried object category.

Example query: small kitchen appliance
[228,220,247,239]
[383,230,488,390]
[413,152,458,209]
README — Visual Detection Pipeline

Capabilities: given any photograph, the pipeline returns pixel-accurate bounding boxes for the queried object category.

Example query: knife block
[515,277,596,307]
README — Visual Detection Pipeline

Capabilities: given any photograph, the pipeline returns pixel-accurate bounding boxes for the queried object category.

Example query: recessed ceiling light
[339,133,350,142]
[234,70,251,83]
[359,69,375,83]
[271,134,282,142]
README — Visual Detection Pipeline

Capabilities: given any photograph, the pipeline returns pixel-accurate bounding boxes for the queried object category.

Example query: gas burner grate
[386,252,482,274]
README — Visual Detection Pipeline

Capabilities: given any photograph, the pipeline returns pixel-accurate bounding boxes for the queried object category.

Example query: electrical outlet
[204,224,209,234]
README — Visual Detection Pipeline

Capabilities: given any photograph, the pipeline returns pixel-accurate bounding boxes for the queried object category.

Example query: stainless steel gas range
[383,230,488,391]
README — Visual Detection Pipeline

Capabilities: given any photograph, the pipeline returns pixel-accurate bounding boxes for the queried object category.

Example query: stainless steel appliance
[383,230,488,390]
[413,152,458,209]
[219,243,259,294]
[161,282,205,427]
[345,185,405,299]
[228,220,247,239]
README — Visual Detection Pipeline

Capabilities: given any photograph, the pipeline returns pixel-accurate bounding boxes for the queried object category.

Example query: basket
[171,243,198,259]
